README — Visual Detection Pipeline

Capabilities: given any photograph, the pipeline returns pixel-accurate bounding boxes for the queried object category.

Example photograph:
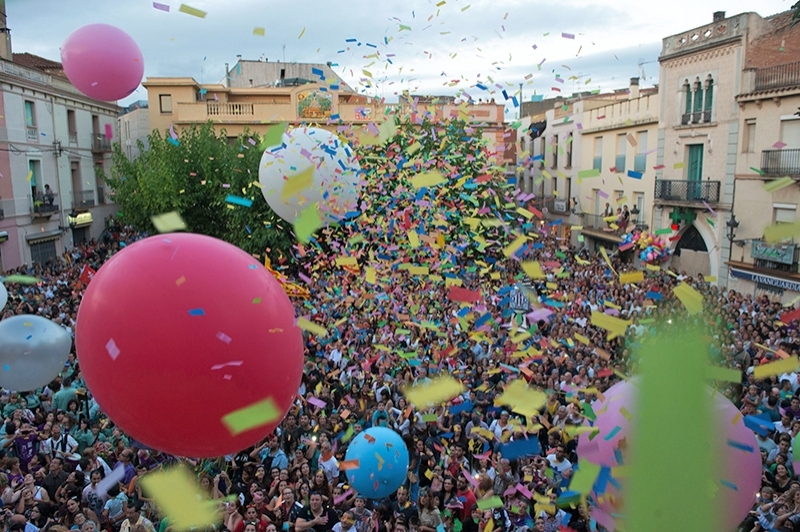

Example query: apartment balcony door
[687,144,704,201]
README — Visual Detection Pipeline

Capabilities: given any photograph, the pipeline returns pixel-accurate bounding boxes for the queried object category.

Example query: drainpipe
[48,95,67,246]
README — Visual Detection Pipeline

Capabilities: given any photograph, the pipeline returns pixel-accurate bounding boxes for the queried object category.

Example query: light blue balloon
[345,427,409,499]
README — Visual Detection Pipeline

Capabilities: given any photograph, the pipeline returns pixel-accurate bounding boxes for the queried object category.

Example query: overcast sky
[6,0,792,114]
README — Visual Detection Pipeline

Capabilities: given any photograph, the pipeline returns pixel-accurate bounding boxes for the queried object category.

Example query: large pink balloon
[61,24,144,102]
[577,379,761,532]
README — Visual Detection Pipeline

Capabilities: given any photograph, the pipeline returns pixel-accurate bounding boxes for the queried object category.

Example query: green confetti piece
[260,123,287,150]
[764,177,795,193]
[294,203,322,244]
[578,169,600,179]
[476,496,504,510]
[749,167,765,176]
[569,458,601,495]
[627,325,718,532]
[705,365,741,383]
[2,275,40,285]
[654,228,673,236]
[222,396,280,436]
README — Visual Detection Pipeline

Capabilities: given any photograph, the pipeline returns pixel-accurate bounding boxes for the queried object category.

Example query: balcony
[751,240,799,273]
[73,189,95,209]
[680,111,711,126]
[26,126,38,142]
[31,193,59,218]
[206,102,254,116]
[761,149,800,176]
[755,61,800,92]
[92,134,112,153]
[654,179,720,204]
[97,186,106,205]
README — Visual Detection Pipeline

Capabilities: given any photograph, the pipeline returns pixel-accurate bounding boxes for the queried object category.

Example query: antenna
[637,57,657,81]
[282,45,286,63]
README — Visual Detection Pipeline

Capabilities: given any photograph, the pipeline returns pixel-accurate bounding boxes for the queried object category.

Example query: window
[687,144,704,201]
[692,80,704,115]
[635,193,645,224]
[538,137,545,167]
[774,204,797,224]
[616,133,626,172]
[29,240,57,265]
[565,132,573,168]
[24,101,36,127]
[682,82,691,123]
[551,135,558,168]
[704,78,713,119]
[159,94,173,114]
[634,131,648,172]
[28,160,41,192]
[744,119,756,153]
[67,110,77,144]
[593,137,603,171]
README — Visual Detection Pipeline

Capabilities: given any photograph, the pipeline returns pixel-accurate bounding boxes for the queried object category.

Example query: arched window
[682,81,691,124]
[692,79,704,115]
[703,77,714,122]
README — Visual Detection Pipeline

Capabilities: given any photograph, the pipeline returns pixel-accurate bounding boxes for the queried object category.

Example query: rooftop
[12,52,64,76]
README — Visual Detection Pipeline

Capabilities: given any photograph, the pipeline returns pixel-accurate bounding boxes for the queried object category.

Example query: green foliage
[103,123,294,262]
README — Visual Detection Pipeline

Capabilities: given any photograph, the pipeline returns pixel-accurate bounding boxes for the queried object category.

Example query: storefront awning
[25,229,62,244]
[69,212,93,228]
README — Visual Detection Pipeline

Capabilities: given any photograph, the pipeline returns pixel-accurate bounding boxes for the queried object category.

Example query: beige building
[728,12,800,302]
[0,4,119,271]
[578,80,660,250]
[654,9,800,286]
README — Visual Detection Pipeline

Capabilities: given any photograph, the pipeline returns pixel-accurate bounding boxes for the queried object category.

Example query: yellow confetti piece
[705,365,741,383]
[365,267,376,284]
[704,276,717,283]
[521,261,546,280]
[281,167,314,201]
[575,333,590,345]
[296,317,328,337]
[405,375,465,408]
[178,3,207,18]
[140,466,219,529]
[599,246,616,275]
[763,177,795,193]
[408,266,429,276]
[673,162,685,169]
[406,142,422,155]
[494,379,546,418]
[407,230,420,248]
[673,282,703,315]
[764,221,800,243]
[253,27,265,37]
[753,356,799,380]
[26,170,33,182]
[619,271,644,284]
[335,257,358,267]
[503,234,527,257]
[221,396,281,436]
[298,27,306,39]
[293,203,322,244]
[410,170,446,189]
[591,311,630,337]
[151,211,188,233]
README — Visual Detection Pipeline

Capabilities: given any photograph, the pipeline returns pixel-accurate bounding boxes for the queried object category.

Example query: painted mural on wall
[297,90,332,119]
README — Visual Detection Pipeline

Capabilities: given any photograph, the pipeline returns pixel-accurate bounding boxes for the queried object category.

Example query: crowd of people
[0,171,798,532]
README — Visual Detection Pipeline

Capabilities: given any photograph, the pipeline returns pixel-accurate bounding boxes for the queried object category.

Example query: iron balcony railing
[654,179,720,203]
[31,192,59,216]
[680,111,712,125]
[755,61,800,91]
[92,134,112,153]
[761,149,800,176]
[73,189,95,209]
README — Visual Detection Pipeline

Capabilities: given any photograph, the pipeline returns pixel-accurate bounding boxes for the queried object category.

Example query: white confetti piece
[216,332,232,344]
[106,338,120,361]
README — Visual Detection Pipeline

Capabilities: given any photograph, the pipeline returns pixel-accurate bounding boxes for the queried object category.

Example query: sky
[6,0,793,115]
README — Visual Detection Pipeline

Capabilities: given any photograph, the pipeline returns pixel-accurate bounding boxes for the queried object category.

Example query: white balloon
[0,315,71,391]
[258,127,361,224]
[0,284,6,311]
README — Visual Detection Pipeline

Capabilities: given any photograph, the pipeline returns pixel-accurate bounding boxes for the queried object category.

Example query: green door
[687,144,703,201]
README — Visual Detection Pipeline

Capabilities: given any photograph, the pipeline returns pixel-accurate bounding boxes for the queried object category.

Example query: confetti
[253,27,265,37]
[404,375,464,408]
[261,123,287,150]
[753,356,799,380]
[282,167,315,201]
[140,466,220,528]
[105,339,121,361]
[178,3,206,18]
[763,177,795,193]
[297,317,328,337]
[225,195,253,208]
[294,203,323,244]
[151,211,187,233]
[221,396,281,436]
[153,2,170,12]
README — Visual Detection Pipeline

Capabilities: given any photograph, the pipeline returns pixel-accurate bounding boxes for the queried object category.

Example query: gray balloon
[0,315,71,391]
[0,284,6,311]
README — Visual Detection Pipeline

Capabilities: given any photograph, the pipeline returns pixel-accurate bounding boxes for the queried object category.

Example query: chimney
[629,77,640,100]
[713,11,725,22]
[224,63,229,87]
[0,0,12,62]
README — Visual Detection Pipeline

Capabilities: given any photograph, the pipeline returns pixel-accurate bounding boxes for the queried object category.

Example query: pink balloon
[577,379,761,531]
[61,24,144,102]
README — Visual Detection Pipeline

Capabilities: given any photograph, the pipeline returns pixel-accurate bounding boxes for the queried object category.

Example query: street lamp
[726,213,739,260]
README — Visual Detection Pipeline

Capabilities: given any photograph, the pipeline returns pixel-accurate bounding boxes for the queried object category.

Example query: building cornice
[659,37,741,65]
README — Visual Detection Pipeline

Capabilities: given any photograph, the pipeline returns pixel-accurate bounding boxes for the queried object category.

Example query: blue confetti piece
[3,365,8,372]
[613,448,624,465]
[645,291,663,301]
[225,195,253,208]
[248,264,258,270]
[627,170,643,179]
[532,154,543,161]
[311,67,324,77]
[188,308,205,316]
[604,426,622,441]
[26,335,32,340]
[167,137,180,146]
[720,479,738,491]
[726,439,755,453]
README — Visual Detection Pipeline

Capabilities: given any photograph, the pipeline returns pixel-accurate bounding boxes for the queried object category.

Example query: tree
[103,123,295,263]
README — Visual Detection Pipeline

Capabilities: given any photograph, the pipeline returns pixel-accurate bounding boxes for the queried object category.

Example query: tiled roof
[12,52,64,73]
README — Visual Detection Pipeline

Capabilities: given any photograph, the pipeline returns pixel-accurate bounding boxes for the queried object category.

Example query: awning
[0,231,7,243]
[26,229,62,244]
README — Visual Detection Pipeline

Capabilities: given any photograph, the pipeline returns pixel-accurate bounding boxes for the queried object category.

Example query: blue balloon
[344,427,409,499]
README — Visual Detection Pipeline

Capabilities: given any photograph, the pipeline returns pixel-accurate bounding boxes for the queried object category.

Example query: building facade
[728,11,800,302]
[578,80,660,251]
[0,12,119,271]
[118,101,150,160]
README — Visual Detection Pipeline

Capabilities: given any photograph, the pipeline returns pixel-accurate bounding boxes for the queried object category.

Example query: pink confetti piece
[223,374,232,380]
[105,123,113,140]
[211,361,244,370]
[702,200,717,217]
[153,1,170,11]
[308,396,327,408]
[216,332,232,344]
[562,32,575,39]
[773,141,787,149]
[105,339,120,361]
[597,190,608,198]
